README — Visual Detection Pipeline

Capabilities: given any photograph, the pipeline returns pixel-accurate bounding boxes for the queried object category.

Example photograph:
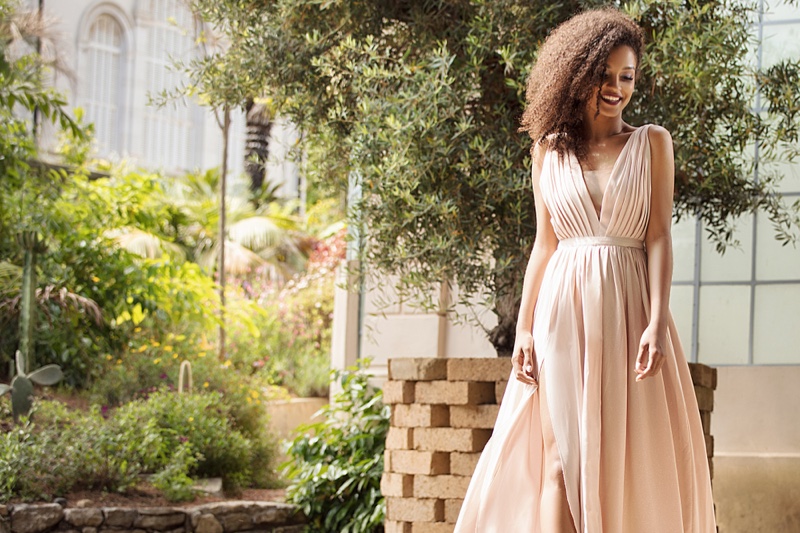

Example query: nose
[604,75,620,89]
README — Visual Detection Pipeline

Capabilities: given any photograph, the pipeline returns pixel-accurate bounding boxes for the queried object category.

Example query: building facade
[30,0,301,198]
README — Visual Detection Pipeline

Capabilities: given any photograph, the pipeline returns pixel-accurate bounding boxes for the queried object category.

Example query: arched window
[140,0,198,170]
[82,14,124,155]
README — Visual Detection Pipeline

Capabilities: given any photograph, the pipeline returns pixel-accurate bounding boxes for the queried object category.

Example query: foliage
[150,441,200,502]
[283,362,390,533]
[189,0,800,355]
[227,229,346,397]
[0,389,278,502]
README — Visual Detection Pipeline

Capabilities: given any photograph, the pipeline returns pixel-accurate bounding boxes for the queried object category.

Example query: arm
[635,125,675,382]
[512,142,559,385]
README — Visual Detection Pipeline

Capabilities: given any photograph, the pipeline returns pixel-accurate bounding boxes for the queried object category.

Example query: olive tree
[188,0,800,355]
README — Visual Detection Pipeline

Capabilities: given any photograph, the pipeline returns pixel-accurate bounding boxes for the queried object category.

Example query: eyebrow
[606,64,637,70]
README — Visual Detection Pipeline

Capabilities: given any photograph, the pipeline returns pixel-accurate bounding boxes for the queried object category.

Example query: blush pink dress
[454,124,717,533]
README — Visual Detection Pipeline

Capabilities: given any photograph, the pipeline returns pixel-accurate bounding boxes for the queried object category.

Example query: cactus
[0,232,63,422]
[178,360,193,394]
[16,231,46,371]
[0,351,63,423]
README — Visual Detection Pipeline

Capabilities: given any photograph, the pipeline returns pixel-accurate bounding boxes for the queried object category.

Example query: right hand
[512,330,538,385]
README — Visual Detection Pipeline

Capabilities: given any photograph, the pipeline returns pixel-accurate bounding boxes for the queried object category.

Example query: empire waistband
[557,236,645,249]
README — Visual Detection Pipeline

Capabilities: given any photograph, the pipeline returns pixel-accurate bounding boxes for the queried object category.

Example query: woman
[454,7,717,533]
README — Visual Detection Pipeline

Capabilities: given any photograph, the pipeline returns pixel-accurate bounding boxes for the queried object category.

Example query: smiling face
[586,45,637,120]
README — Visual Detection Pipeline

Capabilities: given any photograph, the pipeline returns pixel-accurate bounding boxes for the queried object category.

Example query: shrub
[283,362,390,533]
[0,389,278,502]
[151,442,199,502]
[114,390,256,491]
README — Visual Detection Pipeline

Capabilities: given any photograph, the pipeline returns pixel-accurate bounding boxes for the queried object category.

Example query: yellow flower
[91,276,100,283]
[172,353,178,359]
[116,359,122,365]
[203,381,209,388]
[223,360,232,368]
[151,341,161,347]
[197,352,206,358]
[153,358,161,365]
[126,296,133,304]
[188,416,194,423]
[134,327,142,333]
[137,345,148,353]
[163,346,173,352]
[250,390,259,399]
[105,354,113,360]
[246,397,252,404]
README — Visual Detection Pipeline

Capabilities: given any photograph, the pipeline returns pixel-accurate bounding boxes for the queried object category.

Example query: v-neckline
[572,126,642,223]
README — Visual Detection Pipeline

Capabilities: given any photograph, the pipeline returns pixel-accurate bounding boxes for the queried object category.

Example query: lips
[600,94,623,105]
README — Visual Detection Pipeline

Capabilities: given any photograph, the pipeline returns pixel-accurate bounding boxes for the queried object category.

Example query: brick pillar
[690,363,718,481]
[381,358,717,533]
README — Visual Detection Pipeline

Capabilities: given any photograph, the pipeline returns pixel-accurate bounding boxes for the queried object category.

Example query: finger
[515,371,537,385]
[635,344,647,374]
[638,351,663,381]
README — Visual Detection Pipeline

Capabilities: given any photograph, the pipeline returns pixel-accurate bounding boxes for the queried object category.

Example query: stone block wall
[0,501,305,533]
[381,358,717,533]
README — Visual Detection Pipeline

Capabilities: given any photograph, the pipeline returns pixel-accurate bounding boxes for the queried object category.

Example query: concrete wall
[711,366,800,533]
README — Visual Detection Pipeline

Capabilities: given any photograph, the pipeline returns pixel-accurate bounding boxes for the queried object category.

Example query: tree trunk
[218,106,231,361]
[487,249,528,357]
[245,99,273,197]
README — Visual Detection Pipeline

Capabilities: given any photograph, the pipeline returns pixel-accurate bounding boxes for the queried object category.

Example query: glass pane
[762,143,800,193]
[697,285,750,365]
[755,203,800,280]
[761,22,800,69]
[672,216,696,282]
[762,0,800,23]
[753,284,800,363]
[669,285,694,360]
[700,215,754,282]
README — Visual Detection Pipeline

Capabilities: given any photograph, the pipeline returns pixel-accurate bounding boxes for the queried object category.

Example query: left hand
[635,324,666,382]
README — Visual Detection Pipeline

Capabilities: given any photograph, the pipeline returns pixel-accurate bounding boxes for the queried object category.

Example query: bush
[0,389,278,502]
[113,389,262,492]
[282,362,390,533]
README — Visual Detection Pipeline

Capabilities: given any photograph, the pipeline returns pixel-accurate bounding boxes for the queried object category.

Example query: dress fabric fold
[454,124,717,533]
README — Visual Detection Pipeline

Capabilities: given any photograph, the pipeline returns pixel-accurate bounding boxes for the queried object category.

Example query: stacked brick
[690,363,718,481]
[381,358,717,533]
[381,358,511,533]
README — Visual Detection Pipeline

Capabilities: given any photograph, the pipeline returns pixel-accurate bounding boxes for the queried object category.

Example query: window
[81,15,124,155]
[670,0,800,365]
[140,0,199,170]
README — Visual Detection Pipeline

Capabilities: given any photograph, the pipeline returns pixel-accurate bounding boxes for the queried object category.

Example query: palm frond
[0,261,22,287]
[228,216,284,252]
[223,240,267,275]
[38,285,103,326]
[107,228,186,261]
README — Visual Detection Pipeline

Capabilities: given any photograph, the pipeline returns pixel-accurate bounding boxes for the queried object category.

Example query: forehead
[606,45,637,69]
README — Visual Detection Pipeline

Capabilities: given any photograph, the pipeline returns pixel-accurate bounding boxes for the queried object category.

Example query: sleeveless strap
[557,236,644,249]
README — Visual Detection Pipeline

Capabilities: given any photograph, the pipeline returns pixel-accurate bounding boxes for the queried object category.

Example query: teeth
[601,95,621,103]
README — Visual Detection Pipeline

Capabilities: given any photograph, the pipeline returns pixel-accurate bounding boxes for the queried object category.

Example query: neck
[581,113,625,143]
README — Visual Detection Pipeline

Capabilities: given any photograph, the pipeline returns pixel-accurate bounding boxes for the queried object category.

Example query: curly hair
[518,7,645,161]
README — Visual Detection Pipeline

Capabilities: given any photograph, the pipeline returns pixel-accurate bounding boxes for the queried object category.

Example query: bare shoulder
[644,124,673,151]
[531,139,548,170]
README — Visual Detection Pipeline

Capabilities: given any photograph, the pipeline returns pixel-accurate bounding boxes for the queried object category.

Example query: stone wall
[381,357,717,533]
[0,501,305,533]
